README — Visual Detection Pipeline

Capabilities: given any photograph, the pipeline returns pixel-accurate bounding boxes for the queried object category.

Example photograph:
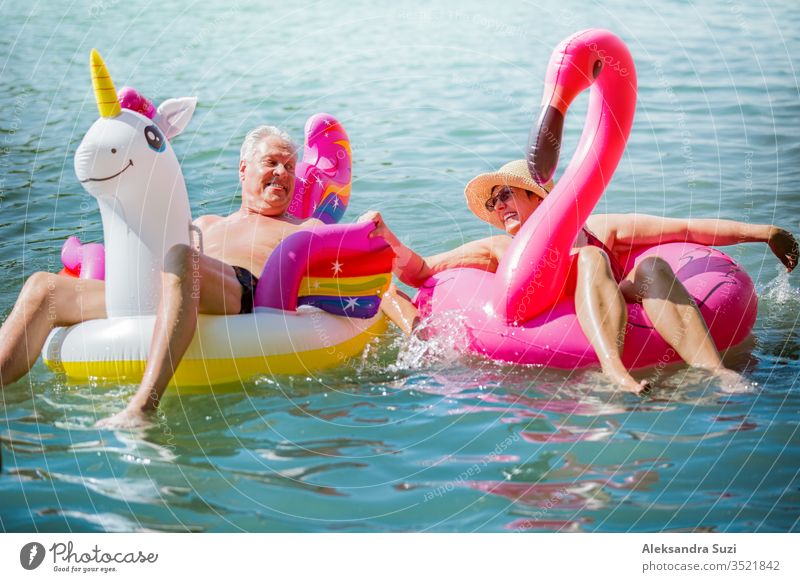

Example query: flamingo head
[528,29,635,184]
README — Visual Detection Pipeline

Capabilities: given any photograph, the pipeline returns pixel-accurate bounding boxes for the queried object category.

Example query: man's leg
[0,272,105,387]
[123,244,243,415]
[574,247,650,394]
[95,244,242,429]
[621,256,748,390]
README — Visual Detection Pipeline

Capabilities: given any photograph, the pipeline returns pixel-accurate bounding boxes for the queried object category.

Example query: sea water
[0,0,798,532]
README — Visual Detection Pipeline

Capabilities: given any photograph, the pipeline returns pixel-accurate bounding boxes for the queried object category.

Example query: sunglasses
[484,187,515,212]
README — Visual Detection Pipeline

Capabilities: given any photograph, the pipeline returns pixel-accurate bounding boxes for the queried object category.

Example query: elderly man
[0,126,321,427]
[364,160,798,393]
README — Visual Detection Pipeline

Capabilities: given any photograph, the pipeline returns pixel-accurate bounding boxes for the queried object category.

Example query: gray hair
[240,125,296,163]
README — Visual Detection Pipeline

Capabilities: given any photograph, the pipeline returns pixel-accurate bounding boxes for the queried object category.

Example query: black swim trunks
[232,265,259,314]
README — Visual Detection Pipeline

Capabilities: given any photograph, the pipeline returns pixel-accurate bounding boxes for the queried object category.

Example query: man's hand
[95,407,152,430]
[358,211,401,248]
[768,226,799,272]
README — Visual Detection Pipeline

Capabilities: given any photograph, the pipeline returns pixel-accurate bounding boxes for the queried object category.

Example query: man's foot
[710,367,752,393]
[95,407,153,430]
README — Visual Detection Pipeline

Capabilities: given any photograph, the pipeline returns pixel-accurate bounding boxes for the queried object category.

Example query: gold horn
[90,49,121,118]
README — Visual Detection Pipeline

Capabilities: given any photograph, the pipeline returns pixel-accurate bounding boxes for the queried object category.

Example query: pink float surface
[60,235,105,280]
[415,29,758,369]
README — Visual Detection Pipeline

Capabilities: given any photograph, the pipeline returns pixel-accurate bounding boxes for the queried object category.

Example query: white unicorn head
[74,49,197,317]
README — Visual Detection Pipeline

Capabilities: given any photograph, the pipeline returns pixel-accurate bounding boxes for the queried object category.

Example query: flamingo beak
[527,104,565,185]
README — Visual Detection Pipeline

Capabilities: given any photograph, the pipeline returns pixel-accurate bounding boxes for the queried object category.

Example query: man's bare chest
[203,217,302,249]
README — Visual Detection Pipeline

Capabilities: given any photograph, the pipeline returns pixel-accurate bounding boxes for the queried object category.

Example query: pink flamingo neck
[492,29,638,325]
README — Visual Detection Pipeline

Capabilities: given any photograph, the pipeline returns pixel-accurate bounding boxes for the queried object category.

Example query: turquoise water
[1,0,799,532]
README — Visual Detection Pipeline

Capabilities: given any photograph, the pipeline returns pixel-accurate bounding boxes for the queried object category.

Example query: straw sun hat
[464,159,554,229]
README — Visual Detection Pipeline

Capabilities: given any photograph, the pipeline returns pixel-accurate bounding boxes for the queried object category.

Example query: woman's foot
[710,367,752,393]
[602,365,652,395]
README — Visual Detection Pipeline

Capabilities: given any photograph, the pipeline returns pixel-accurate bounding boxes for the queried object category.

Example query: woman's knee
[633,257,686,302]
[578,246,612,277]
[635,256,674,286]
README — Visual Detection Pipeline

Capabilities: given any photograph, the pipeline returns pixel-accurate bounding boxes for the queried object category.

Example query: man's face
[488,185,542,235]
[239,135,297,216]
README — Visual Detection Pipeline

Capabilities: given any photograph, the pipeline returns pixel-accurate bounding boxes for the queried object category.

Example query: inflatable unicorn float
[415,29,757,368]
[43,50,393,387]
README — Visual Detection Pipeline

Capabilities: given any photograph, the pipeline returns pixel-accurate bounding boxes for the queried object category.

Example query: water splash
[760,267,800,306]
[755,266,800,360]
[389,311,471,371]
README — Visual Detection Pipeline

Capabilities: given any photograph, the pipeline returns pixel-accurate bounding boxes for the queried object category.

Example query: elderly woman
[365,160,798,393]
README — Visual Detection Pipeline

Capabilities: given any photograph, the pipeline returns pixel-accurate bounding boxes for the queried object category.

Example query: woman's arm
[599,213,798,271]
[358,211,508,287]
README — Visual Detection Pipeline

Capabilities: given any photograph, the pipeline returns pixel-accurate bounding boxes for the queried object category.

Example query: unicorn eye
[144,124,165,152]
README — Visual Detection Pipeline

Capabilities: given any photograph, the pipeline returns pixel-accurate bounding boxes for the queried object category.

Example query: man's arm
[358,211,507,287]
[595,213,798,271]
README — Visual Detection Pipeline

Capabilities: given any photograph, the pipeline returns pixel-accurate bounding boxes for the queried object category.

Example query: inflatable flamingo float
[42,50,392,387]
[415,29,757,368]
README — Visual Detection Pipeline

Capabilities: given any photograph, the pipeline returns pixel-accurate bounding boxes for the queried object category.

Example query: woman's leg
[0,272,105,387]
[381,283,420,336]
[97,245,242,427]
[574,247,649,394]
[621,256,748,390]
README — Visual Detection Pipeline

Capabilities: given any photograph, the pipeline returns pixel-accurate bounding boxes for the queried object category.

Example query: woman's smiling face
[488,185,543,235]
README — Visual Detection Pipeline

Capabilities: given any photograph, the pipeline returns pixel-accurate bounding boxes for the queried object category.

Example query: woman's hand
[358,210,430,285]
[768,226,799,272]
[358,210,401,248]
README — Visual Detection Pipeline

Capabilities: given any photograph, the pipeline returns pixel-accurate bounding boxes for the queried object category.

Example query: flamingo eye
[592,59,603,79]
[144,124,165,152]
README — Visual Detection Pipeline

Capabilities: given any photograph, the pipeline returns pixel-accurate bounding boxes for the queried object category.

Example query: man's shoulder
[289,216,324,229]
[194,214,224,230]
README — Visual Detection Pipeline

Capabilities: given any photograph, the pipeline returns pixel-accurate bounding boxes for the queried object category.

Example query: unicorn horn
[90,49,121,118]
